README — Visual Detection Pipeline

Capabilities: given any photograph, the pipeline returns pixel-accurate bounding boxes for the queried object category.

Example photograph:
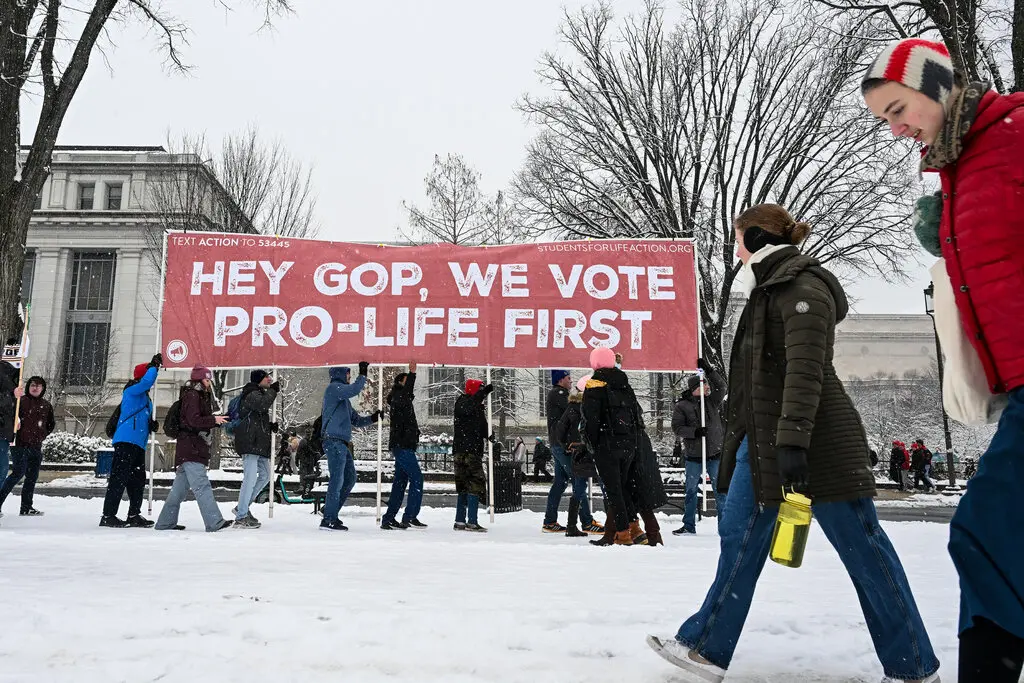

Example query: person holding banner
[101,355,161,529]
[381,363,425,531]
[452,378,493,532]
[319,362,380,532]
[231,370,281,529]
[0,361,22,522]
[0,376,54,516]
[671,373,724,536]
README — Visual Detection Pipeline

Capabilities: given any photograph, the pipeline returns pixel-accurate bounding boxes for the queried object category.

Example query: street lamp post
[924,283,960,491]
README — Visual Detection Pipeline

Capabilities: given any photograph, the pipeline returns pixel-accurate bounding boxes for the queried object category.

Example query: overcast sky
[24,0,933,315]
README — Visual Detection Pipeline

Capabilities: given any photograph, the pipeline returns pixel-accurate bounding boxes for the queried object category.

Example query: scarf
[920,81,988,172]
[738,243,793,297]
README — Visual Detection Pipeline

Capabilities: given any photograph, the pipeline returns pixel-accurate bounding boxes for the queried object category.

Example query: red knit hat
[465,379,483,396]
[863,39,955,107]
[133,363,149,380]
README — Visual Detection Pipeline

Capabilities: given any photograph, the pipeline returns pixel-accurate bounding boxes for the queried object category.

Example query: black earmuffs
[743,225,788,254]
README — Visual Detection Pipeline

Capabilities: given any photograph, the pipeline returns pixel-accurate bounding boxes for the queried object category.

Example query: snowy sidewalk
[0,495,960,682]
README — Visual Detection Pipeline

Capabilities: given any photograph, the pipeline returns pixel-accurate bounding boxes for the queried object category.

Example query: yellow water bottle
[770,489,813,568]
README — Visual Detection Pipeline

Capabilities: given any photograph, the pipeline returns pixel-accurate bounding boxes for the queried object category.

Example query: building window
[62,252,116,386]
[21,251,36,306]
[538,371,548,419]
[427,367,465,419]
[106,183,123,210]
[78,183,95,210]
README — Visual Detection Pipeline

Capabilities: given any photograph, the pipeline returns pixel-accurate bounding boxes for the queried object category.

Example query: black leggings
[959,617,1024,683]
[102,442,147,518]
[593,445,636,532]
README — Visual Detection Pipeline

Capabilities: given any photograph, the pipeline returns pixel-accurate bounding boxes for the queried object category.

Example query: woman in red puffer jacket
[864,38,1024,683]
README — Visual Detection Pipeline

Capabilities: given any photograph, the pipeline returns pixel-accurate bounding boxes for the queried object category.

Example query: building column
[110,248,143,383]
[25,248,68,381]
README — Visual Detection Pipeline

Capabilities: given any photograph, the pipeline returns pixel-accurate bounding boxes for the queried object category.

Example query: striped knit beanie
[862,39,955,107]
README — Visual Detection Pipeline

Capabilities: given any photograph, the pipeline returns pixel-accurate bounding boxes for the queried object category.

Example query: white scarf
[738,244,795,297]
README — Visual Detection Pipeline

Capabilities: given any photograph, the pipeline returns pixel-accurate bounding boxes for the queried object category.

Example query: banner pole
[269,366,278,519]
[487,366,494,524]
[11,303,31,444]
[692,239,708,515]
[376,365,384,525]
[148,231,169,516]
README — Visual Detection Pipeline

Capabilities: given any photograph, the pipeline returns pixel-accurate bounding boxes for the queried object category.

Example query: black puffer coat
[0,361,18,442]
[387,373,420,451]
[452,391,488,457]
[232,383,279,458]
[719,247,875,506]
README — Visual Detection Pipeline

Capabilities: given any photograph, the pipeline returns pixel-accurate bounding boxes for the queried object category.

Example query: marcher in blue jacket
[101,354,161,528]
[319,362,380,531]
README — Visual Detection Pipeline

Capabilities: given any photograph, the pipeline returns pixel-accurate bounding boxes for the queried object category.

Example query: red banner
[159,233,699,371]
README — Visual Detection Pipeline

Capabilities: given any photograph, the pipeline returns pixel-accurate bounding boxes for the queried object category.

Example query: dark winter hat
[250,369,270,385]
[394,372,409,386]
[686,375,703,394]
[191,366,213,382]
[863,39,955,107]
[742,226,788,254]
[133,363,150,380]
[551,369,570,385]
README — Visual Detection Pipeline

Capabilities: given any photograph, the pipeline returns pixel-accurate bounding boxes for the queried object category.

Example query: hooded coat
[15,377,55,448]
[112,365,158,449]
[231,382,280,458]
[174,383,219,466]
[580,366,642,454]
[0,361,19,442]
[321,368,372,442]
[546,384,570,443]
[931,90,1024,393]
[672,389,725,462]
[452,390,488,457]
[718,247,875,506]
[386,372,419,450]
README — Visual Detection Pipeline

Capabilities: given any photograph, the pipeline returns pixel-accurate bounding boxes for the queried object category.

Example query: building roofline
[21,145,168,152]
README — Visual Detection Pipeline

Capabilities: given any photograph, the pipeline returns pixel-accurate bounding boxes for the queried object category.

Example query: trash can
[493,462,523,513]
[94,448,115,478]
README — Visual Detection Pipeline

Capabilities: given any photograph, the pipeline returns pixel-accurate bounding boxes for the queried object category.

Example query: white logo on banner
[166,340,189,363]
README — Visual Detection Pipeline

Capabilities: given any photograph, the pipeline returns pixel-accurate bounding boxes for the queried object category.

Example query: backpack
[163,401,183,438]
[222,394,245,437]
[604,384,640,440]
[105,404,122,439]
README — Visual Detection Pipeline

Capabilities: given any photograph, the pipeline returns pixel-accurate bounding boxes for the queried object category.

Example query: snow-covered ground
[0,495,961,683]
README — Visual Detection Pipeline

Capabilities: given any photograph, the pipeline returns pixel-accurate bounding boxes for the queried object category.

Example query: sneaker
[380,518,402,530]
[881,675,940,683]
[320,518,348,532]
[390,519,410,530]
[672,526,696,536]
[542,522,566,533]
[20,508,44,516]
[126,514,154,528]
[646,635,726,682]
[453,522,467,531]
[565,526,588,538]
[406,518,428,529]
[164,525,186,531]
[464,523,488,533]
[232,506,238,516]
[234,515,261,529]
[212,519,233,532]
[99,516,128,528]
[582,521,605,534]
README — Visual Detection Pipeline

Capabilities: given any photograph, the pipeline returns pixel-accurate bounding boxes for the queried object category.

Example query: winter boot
[629,519,648,546]
[640,509,663,546]
[590,505,618,546]
[565,498,587,537]
[613,529,634,545]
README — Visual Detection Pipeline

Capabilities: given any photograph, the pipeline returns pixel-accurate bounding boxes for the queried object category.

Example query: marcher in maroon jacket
[155,366,231,532]
[864,38,1024,683]
[0,376,55,515]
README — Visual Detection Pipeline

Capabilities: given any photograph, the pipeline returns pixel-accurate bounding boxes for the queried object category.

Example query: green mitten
[913,193,943,257]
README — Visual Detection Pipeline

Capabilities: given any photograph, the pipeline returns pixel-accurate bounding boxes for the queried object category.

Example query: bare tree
[0,0,295,346]
[62,340,122,435]
[515,0,916,410]
[401,154,493,245]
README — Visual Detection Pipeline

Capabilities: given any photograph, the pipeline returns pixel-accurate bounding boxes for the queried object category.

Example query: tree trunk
[1013,0,1024,92]
[919,0,982,81]
[0,205,31,345]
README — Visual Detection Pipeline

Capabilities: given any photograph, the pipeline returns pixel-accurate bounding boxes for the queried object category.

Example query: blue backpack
[223,395,245,437]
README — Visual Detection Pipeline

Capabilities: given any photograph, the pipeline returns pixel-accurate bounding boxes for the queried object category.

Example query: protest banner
[159,233,699,371]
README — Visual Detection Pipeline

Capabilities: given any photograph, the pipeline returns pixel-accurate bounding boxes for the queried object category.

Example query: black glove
[777,446,810,492]
[479,383,495,397]
[358,361,370,376]
[270,381,281,393]
[371,409,382,422]
[149,419,159,433]
[150,353,163,368]
[696,357,710,373]
[270,422,279,433]
[487,432,496,443]
[694,426,707,438]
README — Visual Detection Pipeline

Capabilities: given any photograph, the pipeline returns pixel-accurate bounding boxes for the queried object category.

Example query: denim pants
[914,464,935,490]
[102,442,147,518]
[155,462,226,532]
[0,446,42,512]
[543,444,593,526]
[385,448,423,523]
[949,386,1024,640]
[236,454,271,520]
[0,440,9,500]
[676,438,939,679]
[456,493,480,525]
[682,458,721,533]
[323,440,356,523]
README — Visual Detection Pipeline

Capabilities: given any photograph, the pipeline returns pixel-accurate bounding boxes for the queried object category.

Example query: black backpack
[104,404,122,439]
[604,384,640,440]
[163,400,183,438]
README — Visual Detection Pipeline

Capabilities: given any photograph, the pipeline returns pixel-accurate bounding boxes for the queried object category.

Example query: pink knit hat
[590,347,616,370]
[576,375,592,392]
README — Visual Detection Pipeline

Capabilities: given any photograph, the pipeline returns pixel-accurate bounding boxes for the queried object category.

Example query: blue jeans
[682,458,721,533]
[950,387,1024,638]
[385,448,423,523]
[676,438,939,679]
[236,454,271,520]
[323,440,356,523]
[543,444,593,525]
[456,493,480,525]
[0,440,9,502]
[156,462,226,532]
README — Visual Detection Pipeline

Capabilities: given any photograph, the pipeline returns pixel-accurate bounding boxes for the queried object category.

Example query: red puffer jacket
[934,90,1024,394]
